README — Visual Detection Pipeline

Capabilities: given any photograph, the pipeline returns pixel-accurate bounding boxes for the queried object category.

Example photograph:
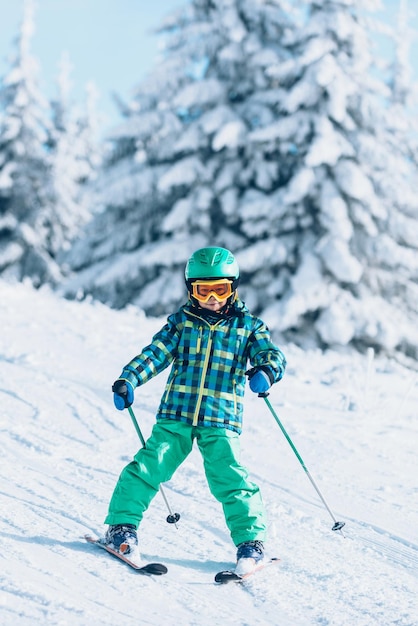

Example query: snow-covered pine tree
[63,0,297,312]
[49,55,101,260]
[75,81,103,190]
[49,53,84,257]
[386,0,418,167]
[0,0,61,285]
[390,0,415,107]
[64,0,418,360]
[255,0,418,358]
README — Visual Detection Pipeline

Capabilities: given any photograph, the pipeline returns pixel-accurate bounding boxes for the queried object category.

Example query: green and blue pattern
[119,300,286,434]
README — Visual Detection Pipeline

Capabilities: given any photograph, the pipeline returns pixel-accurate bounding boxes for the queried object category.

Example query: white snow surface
[1,281,417,626]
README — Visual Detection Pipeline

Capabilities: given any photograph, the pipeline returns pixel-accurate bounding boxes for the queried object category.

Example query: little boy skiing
[104,246,286,573]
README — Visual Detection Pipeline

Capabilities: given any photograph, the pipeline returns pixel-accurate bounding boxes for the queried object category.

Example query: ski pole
[260,393,345,535]
[127,406,180,527]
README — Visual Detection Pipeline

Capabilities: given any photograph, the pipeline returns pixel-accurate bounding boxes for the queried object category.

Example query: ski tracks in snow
[1,285,418,625]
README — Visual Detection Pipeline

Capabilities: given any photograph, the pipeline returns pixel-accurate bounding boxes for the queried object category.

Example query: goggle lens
[191,280,233,303]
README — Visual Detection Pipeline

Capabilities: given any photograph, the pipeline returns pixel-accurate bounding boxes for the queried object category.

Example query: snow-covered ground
[1,281,417,626]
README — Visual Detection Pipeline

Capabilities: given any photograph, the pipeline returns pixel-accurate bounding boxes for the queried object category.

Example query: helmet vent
[185,247,239,280]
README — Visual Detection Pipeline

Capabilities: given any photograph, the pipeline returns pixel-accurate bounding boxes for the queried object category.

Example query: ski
[84,534,168,576]
[215,557,280,584]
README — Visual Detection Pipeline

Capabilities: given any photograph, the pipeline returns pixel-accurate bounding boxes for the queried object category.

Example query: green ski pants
[105,419,267,546]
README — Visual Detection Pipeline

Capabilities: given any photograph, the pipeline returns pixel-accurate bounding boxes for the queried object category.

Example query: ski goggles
[190,279,234,303]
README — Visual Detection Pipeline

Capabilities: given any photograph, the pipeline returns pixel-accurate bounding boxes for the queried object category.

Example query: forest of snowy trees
[1,0,418,360]
[0,0,102,286]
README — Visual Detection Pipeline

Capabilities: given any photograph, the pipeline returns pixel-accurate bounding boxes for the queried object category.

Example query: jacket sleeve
[247,318,286,383]
[118,314,181,389]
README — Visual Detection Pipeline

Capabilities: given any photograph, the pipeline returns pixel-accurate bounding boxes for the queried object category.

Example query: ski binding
[215,557,280,584]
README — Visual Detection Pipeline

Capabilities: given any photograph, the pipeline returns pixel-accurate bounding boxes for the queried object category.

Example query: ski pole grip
[258,391,270,398]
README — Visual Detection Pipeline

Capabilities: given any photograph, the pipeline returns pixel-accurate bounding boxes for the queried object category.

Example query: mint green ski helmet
[185,247,240,281]
[185,247,240,305]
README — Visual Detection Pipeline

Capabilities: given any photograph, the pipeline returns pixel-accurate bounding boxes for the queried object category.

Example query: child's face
[199,296,229,312]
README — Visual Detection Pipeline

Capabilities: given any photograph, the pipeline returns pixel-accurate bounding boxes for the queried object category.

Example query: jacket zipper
[192,330,213,426]
[186,311,223,427]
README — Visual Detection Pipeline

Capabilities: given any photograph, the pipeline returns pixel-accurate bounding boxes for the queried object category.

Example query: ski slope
[1,281,417,626]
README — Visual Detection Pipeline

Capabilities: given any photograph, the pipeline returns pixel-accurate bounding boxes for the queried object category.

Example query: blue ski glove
[246,366,275,394]
[112,379,134,410]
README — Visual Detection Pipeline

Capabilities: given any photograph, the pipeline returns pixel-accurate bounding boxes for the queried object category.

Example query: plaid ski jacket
[119,299,286,434]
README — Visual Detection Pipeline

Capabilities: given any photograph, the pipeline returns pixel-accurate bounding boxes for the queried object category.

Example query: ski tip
[144,563,168,575]
[214,570,242,584]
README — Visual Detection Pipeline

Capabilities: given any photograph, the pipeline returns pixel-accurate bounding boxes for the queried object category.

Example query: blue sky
[0,0,417,134]
[0,0,182,130]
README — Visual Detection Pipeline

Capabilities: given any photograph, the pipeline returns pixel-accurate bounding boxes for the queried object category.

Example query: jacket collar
[183,298,247,323]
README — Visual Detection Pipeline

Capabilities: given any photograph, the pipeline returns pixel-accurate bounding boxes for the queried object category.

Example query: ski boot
[235,540,264,576]
[105,524,138,557]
